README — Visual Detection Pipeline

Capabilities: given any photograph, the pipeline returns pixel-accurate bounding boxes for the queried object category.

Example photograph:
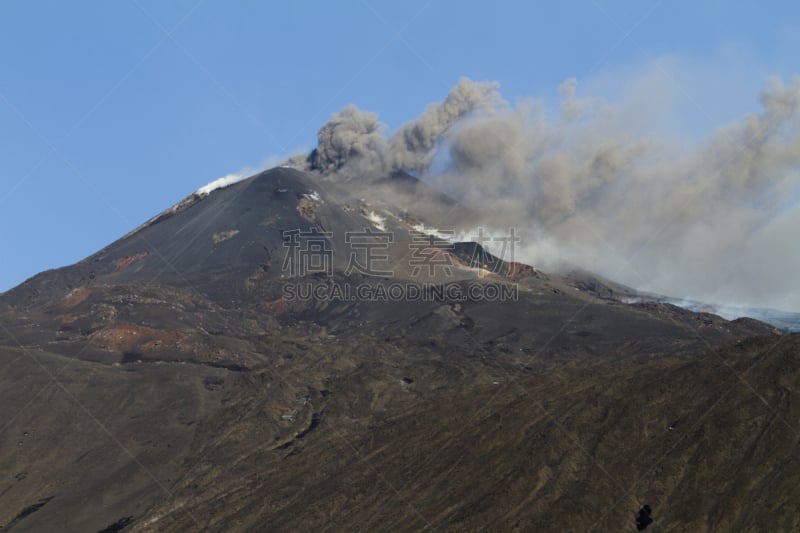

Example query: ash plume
[305,77,501,176]
[300,72,800,312]
[307,105,387,175]
[437,75,800,311]
[385,78,502,173]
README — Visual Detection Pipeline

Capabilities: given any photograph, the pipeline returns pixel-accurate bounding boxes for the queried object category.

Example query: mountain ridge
[0,166,797,531]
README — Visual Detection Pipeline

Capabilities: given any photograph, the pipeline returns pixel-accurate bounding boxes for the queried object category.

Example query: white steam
[196,173,246,196]
[431,75,800,312]
[196,152,307,196]
[304,71,800,312]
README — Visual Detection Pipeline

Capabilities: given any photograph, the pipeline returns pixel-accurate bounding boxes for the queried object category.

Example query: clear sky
[1,0,798,291]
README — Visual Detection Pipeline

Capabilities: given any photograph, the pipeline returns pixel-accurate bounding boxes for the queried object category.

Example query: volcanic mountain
[0,166,798,531]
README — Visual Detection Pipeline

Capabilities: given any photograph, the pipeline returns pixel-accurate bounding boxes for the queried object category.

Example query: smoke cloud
[308,105,387,175]
[302,73,800,312]
[305,78,501,176]
[196,173,245,196]
[386,78,502,173]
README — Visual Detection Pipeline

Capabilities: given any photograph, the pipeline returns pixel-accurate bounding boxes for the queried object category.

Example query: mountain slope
[0,166,796,532]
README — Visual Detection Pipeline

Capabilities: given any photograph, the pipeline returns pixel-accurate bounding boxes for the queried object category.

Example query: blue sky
[1,0,798,291]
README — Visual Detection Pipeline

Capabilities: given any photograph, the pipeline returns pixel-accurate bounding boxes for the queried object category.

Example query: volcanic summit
[0,162,798,531]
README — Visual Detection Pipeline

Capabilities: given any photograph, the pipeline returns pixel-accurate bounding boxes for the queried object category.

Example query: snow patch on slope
[302,191,322,202]
[411,223,456,242]
[363,211,387,231]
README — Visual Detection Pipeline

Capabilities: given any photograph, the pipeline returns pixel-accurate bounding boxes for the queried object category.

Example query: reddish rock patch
[502,261,538,279]
[296,197,318,222]
[89,324,156,352]
[262,297,289,314]
[115,251,150,271]
[53,288,92,312]
[89,324,189,354]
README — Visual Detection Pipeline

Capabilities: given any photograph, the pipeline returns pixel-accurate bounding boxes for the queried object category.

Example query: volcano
[0,166,798,531]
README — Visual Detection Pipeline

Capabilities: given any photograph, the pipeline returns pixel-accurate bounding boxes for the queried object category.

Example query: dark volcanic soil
[0,167,796,531]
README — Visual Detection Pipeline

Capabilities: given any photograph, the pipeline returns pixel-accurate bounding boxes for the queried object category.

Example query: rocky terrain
[0,167,797,531]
